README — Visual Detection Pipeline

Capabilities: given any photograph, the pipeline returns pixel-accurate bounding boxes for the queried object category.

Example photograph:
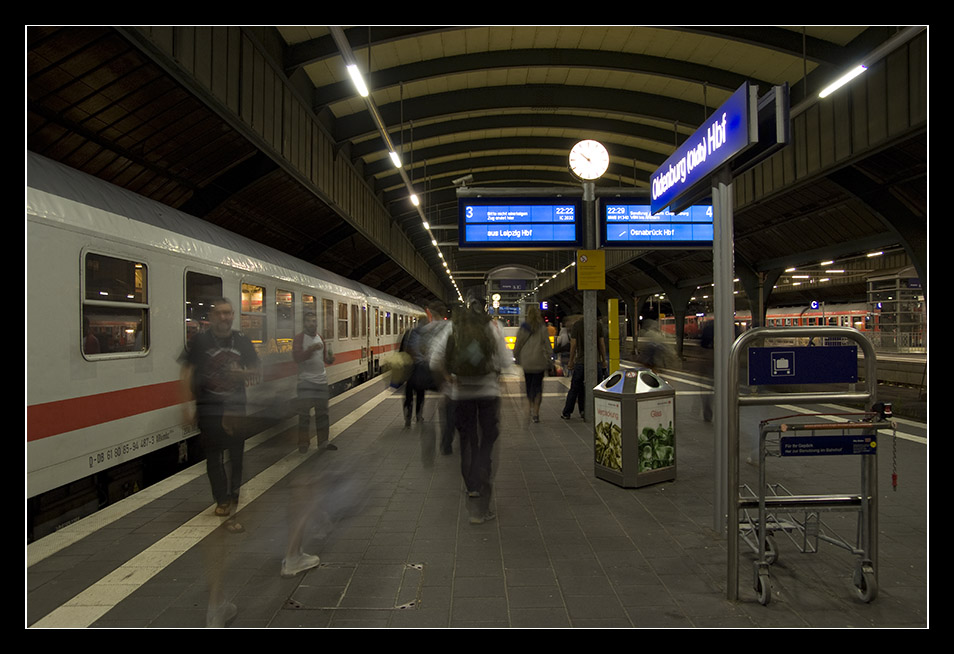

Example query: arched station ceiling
[27,26,927,311]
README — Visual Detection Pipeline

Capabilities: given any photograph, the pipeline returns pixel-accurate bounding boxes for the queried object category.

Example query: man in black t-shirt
[561,315,606,420]
[180,298,259,522]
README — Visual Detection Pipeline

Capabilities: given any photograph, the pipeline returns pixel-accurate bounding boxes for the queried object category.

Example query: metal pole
[712,167,734,539]
[583,181,597,424]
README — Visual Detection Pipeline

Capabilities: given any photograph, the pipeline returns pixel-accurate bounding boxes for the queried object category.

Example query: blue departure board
[601,202,713,247]
[458,197,582,250]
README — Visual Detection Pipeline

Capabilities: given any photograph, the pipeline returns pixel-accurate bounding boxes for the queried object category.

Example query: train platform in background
[27,366,928,628]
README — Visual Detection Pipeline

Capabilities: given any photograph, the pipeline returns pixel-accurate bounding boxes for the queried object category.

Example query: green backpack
[446,308,496,377]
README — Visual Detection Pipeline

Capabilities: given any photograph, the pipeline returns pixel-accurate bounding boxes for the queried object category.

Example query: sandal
[224,519,245,534]
[214,503,231,517]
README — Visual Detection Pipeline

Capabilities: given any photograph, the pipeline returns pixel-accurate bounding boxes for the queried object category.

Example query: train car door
[360,302,370,378]
[371,305,381,375]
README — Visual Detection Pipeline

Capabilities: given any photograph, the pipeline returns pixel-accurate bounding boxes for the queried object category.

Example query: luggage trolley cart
[726,326,887,605]
[738,411,894,605]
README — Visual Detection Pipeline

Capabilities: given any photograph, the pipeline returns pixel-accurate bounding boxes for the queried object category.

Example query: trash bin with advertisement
[593,365,676,488]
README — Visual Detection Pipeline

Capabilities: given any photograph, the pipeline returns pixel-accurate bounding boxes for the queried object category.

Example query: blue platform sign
[650,82,756,215]
[458,197,582,250]
[748,346,858,386]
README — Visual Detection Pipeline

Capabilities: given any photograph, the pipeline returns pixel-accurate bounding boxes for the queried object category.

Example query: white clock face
[569,139,609,180]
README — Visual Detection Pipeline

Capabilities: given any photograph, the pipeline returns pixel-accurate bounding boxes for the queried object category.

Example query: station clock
[568,139,609,180]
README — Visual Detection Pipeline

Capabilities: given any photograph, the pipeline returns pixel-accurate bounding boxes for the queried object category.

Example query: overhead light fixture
[389,151,402,168]
[410,194,420,206]
[819,65,867,98]
[346,64,369,97]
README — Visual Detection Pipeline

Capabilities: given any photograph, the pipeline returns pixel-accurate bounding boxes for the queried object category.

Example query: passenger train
[660,303,873,339]
[26,152,423,540]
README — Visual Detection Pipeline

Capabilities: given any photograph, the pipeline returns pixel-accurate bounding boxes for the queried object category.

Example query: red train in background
[659,303,873,339]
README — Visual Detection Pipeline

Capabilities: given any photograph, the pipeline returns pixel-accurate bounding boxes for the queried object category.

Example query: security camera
[453,174,474,187]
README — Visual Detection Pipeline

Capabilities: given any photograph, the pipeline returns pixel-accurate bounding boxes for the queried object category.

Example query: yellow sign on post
[576,250,605,290]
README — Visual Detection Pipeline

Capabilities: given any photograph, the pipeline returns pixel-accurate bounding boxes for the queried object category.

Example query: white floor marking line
[29,386,393,628]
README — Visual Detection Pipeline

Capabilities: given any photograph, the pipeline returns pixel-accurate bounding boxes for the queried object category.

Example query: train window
[338,302,349,339]
[276,289,294,340]
[82,252,149,356]
[351,304,359,338]
[361,305,368,337]
[303,294,317,322]
[322,298,335,339]
[241,283,266,346]
[386,311,392,335]
[185,271,223,342]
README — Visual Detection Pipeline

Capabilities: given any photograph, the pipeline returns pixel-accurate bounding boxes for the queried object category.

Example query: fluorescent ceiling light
[410,194,420,206]
[819,65,867,98]
[389,151,402,168]
[346,64,369,97]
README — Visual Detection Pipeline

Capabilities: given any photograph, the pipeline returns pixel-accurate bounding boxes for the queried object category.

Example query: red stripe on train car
[26,345,388,442]
[27,381,184,443]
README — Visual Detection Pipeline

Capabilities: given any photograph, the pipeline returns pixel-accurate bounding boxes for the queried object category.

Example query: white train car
[27,153,422,537]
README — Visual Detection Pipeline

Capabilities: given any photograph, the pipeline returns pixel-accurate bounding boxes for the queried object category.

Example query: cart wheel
[755,569,771,606]
[763,535,778,565]
[853,563,877,603]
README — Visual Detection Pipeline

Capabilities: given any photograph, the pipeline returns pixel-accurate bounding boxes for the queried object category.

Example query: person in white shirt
[292,310,336,454]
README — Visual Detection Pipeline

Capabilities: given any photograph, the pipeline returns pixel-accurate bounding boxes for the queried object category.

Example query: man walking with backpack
[431,299,513,524]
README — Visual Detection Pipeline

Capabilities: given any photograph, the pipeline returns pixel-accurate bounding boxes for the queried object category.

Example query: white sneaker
[469,510,497,525]
[281,552,321,578]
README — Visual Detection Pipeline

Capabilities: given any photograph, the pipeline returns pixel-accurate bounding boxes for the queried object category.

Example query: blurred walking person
[513,305,553,423]
[431,299,512,524]
[292,310,336,453]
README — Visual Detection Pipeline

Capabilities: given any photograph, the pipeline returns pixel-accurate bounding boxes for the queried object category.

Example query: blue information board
[602,202,713,247]
[458,197,582,250]
[748,346,858,386]
[780,434,877,457]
